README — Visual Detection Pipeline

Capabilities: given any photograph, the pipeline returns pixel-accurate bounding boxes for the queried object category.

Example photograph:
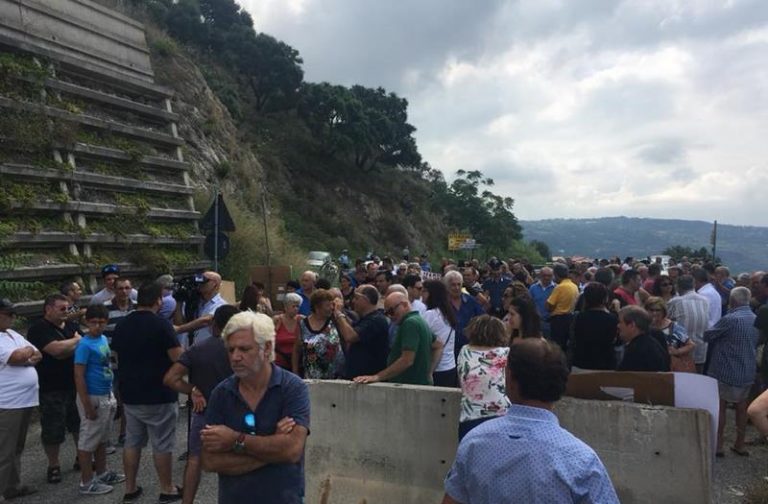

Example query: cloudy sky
[241,0,768,226]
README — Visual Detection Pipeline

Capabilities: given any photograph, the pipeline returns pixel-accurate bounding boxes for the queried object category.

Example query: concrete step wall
[305,381,711,504]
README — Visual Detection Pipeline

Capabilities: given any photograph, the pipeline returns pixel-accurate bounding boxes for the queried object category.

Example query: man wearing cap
[482,259,511,317]
[90,265,137,306]
[0,299,42,499]
[174,272,227,347]
[26,294,82,484]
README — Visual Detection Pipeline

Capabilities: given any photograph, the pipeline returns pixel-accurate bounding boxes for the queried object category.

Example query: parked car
[307,251,332,268]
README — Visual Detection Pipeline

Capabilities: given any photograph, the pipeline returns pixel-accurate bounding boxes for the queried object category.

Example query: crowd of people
[1,252,767,503]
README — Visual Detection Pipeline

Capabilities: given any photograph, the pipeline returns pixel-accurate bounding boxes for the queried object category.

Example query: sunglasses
[102,264,119,275]
[244,413,256,435]
[385,302,405,316]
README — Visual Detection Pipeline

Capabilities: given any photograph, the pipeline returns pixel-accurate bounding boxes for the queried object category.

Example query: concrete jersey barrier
[304,380,711,504]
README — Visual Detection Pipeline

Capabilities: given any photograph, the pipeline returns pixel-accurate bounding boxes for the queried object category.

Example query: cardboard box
[249,265,293,308]
[566,371,675,405]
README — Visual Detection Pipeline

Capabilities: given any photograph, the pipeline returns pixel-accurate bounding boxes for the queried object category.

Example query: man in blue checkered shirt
[442,339,619,504]
[704,286,759,457]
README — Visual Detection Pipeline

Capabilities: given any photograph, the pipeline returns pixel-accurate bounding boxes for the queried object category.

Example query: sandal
[730,446,750,457]
[47,466,62,484]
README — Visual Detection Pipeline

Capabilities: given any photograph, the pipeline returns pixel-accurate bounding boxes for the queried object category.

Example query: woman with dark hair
[651,275,676,303]
[504,297,541,342]
[239,283,273,316]
[456,315,510,439]
[339,274,355,310]
[292,289,342,379]
[422,280,459,387]
[572,282,618,371]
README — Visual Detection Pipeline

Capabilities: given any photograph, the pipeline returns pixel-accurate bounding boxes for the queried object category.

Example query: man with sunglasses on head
[90,264,137,306]
[27,294,82,484]
[201,311,309,504]
[0,298,41,500]
[353,292,432,385]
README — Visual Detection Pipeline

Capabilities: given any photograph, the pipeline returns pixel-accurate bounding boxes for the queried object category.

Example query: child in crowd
[73,304,125,495]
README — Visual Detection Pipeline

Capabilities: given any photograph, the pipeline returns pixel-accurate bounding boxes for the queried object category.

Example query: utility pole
[213,184,219,272]
[711,220,718,262]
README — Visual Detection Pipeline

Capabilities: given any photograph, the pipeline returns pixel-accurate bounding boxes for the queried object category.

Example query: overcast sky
[241,0,768,226]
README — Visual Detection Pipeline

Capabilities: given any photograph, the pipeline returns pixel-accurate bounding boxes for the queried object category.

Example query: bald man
[174,272,226,346]
[354,292,432,385]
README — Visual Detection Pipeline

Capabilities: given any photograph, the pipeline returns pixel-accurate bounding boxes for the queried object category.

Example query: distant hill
[521,217,768,273]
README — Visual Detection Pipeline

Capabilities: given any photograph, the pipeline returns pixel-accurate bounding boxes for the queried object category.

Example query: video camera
[172,273,206,322]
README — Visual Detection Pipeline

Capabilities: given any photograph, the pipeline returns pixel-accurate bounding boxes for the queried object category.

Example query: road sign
[448,233,474,251]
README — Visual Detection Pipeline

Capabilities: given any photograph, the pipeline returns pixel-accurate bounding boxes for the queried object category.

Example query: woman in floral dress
[292,289,343,379]
[457,314,511,440]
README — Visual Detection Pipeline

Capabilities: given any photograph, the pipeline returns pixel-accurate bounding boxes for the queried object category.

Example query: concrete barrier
[305,381,711,504]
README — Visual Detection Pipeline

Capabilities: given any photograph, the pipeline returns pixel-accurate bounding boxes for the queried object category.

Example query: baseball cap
[488,259,503,270]
[0,298,17,314]
[101,264,120,277]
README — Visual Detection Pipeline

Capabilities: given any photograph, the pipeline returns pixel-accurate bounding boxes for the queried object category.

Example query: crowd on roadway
[1,252,768,503]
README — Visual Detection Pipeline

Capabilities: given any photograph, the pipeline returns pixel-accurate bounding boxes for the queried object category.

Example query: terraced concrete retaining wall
[305,381,711,504]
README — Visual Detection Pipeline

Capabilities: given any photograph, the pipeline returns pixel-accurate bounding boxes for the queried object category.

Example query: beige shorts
[76,394,116,452]
[718,382,751,404]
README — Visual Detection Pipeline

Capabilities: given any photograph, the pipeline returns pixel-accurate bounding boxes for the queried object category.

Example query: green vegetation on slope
[115,0,542,265]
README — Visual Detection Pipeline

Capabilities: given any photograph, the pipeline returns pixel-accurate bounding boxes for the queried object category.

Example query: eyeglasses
[385,302,405,317]
[244,413,256,435]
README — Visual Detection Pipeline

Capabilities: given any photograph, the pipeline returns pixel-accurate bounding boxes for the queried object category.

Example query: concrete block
[304,382,712,504]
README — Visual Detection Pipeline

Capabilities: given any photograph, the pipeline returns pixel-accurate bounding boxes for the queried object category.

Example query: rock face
[145,31,451,257]
[148,35,265,195]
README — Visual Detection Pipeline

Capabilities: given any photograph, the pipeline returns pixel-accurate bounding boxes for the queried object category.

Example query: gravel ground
[6,405,768,503]
[10,405,219,504]
[714,408,768,503]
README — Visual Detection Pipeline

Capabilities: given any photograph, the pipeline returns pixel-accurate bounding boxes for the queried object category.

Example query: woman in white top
[422,280,459,387]
[457,315,511,440]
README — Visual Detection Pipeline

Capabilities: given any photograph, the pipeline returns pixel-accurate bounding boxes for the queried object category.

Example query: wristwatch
[233,433,246,454]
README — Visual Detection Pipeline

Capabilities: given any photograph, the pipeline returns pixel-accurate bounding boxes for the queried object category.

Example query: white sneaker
[79,480,114,495]
[98,471,126,485]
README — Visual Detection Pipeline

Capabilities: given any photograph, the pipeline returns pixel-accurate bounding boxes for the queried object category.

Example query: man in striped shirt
[668,275,710,373]
[704,287,759,457]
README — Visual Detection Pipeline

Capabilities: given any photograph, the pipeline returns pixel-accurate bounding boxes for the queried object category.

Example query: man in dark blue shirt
[336,285,390,379]
[201,311,309,504]
[482,259,511,317]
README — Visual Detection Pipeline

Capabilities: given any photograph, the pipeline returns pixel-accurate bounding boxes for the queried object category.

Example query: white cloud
[241,0,768,226]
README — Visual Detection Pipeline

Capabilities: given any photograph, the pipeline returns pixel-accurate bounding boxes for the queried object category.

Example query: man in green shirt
[353,292,432,385]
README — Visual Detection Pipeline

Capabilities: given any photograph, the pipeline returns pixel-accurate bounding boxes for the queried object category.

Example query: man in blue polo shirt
[201,311,309,504]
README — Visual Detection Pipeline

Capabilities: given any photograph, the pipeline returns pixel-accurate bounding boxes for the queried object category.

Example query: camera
[172,274,205,319]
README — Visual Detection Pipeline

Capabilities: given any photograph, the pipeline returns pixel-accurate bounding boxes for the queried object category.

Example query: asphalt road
[12,405,219,504]
[7,405,768,504]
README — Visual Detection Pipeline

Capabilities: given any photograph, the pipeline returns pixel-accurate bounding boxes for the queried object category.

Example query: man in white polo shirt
[0,298,42,500]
